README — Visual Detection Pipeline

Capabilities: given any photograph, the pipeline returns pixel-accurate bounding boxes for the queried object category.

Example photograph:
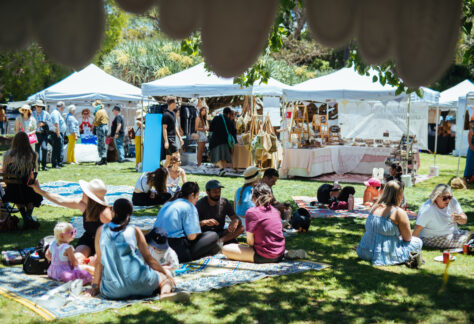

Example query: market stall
[142,63,289,170]
[281,67,438,178]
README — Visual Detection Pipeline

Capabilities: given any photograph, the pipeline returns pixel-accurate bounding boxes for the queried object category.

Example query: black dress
[76,212,103,255]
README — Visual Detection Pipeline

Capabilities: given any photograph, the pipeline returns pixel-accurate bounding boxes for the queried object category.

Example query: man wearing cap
[32,99,53,171]
[196,180,244,245]
[50,101,67,168]
[110,106,125,163]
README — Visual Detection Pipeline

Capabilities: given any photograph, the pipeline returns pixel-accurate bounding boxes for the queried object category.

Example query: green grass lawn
[0,153,473,323]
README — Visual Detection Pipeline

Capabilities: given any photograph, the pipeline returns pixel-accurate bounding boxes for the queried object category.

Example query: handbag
[221,114,235,149]
[190,133,200,141]
[19,122,38,144]
[105,136,112,145]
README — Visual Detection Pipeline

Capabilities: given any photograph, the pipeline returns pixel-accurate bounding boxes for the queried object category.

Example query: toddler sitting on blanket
[145,227,179,276]
[46,222,93,284]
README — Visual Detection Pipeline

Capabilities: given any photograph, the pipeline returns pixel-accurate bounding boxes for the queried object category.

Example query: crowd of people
[0,126,471,301]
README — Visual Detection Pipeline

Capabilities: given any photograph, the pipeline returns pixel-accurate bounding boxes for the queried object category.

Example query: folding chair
[0,173,21,216]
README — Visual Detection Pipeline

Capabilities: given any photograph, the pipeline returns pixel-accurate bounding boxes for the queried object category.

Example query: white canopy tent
[28,64,142,128]
[283,67,439,150]
[283,67,405,102]
[142,62,288,98]
[438,80,474,156]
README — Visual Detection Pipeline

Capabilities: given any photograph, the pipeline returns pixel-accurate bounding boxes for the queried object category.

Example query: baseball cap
[206,179,224,191]
[145,227,169,250]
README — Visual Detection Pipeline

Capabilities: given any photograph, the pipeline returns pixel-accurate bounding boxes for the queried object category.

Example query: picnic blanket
[71,215,156,238]
[0,255,328,320]
[292,196,417,220]
[40,181,152,211]
[71,216,298,238]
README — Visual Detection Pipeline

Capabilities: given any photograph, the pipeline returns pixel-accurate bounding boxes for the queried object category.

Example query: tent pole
[456,95,468,177]
[434,104,440,166]
[406,96,411,175]
[141,98,145,169]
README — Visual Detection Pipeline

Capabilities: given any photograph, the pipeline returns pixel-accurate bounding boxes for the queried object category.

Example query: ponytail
[170,182,200,201]
[110,198,133,232]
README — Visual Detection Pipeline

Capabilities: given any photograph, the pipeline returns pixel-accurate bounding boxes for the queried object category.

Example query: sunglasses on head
[441,195,453,202]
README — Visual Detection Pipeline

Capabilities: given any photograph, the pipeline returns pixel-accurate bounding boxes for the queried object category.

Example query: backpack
[291,208,312,232]
[23,236,55,275]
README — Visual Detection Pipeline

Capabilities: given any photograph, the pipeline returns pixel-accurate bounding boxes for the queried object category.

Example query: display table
[281,146,393,177]
[63,143,99,163]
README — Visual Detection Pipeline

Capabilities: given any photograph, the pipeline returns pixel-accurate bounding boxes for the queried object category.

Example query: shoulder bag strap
[221,114,231,137]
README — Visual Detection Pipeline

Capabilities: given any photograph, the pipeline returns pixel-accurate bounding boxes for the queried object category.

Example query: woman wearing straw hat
[134,109,145,169]
[30,178,112,262]
[15,104,37,138]
[234,166,261,225]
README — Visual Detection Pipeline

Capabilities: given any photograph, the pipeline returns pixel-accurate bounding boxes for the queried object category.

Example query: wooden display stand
[290,104,311,148]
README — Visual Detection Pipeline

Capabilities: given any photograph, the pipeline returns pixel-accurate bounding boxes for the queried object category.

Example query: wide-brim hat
[243,166,260,184]
[136,109,146,119]
[19,104,32,113]
[33,99,46,107]
[145,227,169,250]
[79,179,108,206]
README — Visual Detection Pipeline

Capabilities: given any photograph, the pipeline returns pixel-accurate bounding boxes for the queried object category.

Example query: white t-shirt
[416,198,463,238]
[148,246,179,272]
[135,172,151,193]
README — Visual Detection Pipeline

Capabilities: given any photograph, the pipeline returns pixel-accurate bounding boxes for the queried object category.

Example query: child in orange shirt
[363,178,381,206]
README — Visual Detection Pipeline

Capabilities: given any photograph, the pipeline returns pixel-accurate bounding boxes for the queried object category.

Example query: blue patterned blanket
[0,256,328,320]
[40,181,152,211]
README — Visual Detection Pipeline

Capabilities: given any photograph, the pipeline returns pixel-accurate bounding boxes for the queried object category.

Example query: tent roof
[439,79,474,106]
[141,62,288,97]
[28,64,142,103]
[283,67,406,101]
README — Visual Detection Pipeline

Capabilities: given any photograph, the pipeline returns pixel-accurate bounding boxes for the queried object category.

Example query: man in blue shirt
[50,101,67,168]
[32,99,53,171]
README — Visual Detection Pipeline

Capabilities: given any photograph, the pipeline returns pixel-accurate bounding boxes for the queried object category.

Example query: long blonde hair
[375,180,404,207]
[429,184,452,203]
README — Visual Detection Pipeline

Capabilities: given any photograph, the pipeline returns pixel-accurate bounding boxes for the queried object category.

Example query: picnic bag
[0,213,19,232]
[291,208,311,232]
[23,235,55,275]
[105,136,113,145]
[221,114,235,149]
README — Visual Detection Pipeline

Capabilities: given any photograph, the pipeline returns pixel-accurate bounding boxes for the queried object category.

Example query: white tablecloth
[63,143,99,163]
[281,146,393,177]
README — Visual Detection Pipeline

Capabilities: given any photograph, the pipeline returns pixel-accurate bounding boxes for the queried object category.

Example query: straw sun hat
[79,179,108,206]
[136,109,146,119]
[243,166,260,184]
[19,104,32,113]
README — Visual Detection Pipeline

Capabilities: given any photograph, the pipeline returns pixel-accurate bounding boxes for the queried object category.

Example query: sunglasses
[64,228,77,237]
[441,195,453,202]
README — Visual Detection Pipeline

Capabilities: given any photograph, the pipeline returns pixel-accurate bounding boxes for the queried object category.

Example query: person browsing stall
[196,180,244,245]
[50,101,67,168]
[65,105,79,164]
[162,97,183,168]
[208,107,237,176]
[92,100,109,166]
[32,99,52,171]
[110,106,125,163]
